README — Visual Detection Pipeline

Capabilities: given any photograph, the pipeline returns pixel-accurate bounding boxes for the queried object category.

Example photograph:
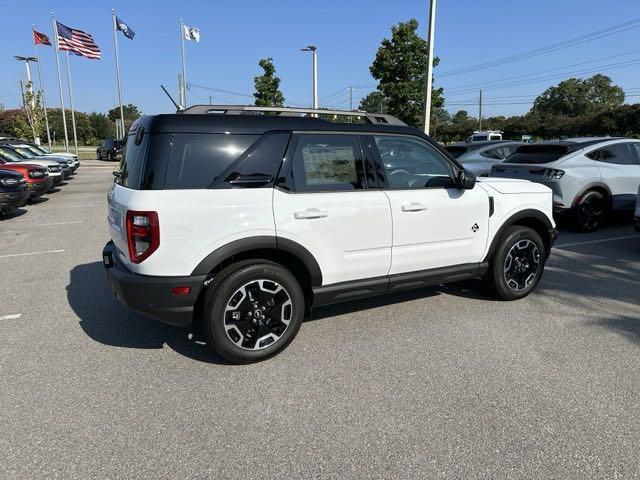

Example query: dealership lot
[1,164,639,479]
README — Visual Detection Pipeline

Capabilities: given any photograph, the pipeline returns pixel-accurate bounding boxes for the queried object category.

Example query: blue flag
[116,16,135,39]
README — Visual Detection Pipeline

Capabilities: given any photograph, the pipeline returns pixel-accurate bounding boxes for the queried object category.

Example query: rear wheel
[573,190,607,232]
[203,262,305,363]
[486,226,546,300]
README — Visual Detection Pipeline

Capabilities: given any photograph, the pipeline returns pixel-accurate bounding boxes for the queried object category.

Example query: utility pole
[422,0,437,135]
[301,45,318,109]
[478,89,483,131]
[209,95,213,105]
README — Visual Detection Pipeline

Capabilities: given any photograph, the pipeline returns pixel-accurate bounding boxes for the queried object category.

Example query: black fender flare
[191,235,323,286]
[483,209,555,262]
[571,182,612,208]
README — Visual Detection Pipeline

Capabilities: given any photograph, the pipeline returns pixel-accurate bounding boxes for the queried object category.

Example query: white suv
[103,106,556,363]
[491,138,640,232]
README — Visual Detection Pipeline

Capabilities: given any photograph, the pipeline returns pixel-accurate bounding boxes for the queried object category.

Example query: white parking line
[37,221,83,227]
[0,249,65,259]
[555,234,639,249]
[0,314,21,321]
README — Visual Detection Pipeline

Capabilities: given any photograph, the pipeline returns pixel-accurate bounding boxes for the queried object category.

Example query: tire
[485,226,546,300]
[573,190,607,233]
[202,261,305,363]
[107,152,113,162]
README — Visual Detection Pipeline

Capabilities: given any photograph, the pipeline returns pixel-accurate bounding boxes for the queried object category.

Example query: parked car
[24,143,79,171]
[0,163,52,201]
[465,130,503,142]
[103,105,556,363]
[445,141,523,176]
[1,144,73,179]
[0,146,64,187]
[0,169,29,217]
[491,138,640,232]
[97,139,123,161]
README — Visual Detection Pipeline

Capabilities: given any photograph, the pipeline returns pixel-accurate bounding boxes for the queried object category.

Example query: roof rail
[179,104,407,126]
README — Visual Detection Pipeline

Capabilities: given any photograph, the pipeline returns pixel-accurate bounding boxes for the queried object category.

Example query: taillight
[125,210,159,263]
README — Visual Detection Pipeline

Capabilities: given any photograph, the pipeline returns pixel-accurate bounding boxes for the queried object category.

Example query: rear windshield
[506,145,570,164]
[444,146,469,158]
[117,132,260,189]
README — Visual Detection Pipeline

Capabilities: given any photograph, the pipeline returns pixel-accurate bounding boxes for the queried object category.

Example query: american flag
[56,21,101,60]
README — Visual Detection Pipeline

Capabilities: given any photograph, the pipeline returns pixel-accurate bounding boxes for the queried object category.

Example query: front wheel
[485,226,546,300]
[203,262,305,363]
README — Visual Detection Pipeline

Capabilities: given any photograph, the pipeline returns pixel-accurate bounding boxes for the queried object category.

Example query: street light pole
[422,0,437,135]
[301,45,318,109]
[14,56,38,108]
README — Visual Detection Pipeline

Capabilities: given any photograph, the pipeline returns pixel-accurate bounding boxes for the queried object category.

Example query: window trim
[276,131,372,194]
[366,133,460,190]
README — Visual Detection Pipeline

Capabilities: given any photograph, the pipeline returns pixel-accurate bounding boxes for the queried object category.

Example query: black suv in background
[97,139,124,161]
[0,169,29,217]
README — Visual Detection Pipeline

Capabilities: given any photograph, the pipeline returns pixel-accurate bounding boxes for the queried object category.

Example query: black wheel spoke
[503,239,541,292]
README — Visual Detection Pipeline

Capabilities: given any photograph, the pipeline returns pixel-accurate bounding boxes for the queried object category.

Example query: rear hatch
[491,144,572,181]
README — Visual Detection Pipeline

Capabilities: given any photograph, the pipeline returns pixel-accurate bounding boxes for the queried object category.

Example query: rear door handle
[294,208,328,219]
[401,202,429,212]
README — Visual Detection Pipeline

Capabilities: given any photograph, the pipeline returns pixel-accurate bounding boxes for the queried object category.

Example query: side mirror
[457,169,476,190]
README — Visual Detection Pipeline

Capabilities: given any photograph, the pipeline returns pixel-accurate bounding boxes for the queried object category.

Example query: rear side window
[164,134,259,189]
[507,145,570,164]
[118,133,148,188]
[472,135,488,142]
[587,143,637,165]
[289,134,365,191]
[444,146,469,158]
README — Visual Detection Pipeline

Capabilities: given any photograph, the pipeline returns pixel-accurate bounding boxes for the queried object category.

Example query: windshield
[0,148,22,162]
[29,145,48,155]
[13,147,36,159]
[505,145,571,164]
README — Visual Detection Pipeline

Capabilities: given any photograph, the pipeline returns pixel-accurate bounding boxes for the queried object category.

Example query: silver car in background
[491,138,640,232]
[634,184,640,232]
[445,141,523,176]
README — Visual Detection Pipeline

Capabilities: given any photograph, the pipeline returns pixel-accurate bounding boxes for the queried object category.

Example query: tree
[0,109,32,139]
[47,109,94,146]
[22,83,45,143]
[253,58,285,107]
[359,91,388,113]
[369,19,444,128]
[532,74,624,117]
[108,104,142,122]
[88,112,116,142]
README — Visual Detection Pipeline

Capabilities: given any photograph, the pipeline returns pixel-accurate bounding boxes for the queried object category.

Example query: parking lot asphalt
[1,163,639,479]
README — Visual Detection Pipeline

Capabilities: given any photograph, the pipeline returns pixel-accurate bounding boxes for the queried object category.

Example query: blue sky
[1,0,639,118]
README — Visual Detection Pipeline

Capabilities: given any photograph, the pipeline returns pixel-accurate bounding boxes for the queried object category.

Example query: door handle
[401,202,429,212]
[294,208,328,219]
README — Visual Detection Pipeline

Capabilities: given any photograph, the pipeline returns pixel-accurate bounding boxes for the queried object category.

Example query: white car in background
[491,137,640,232]
[635,184,640,232]
[445,141,523,177]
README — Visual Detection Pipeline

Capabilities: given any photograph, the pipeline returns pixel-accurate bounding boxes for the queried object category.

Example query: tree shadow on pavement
[67,261,228,365]
[586,315,640,346]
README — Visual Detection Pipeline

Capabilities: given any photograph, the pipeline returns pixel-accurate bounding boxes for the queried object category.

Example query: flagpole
[33,25,52,150]
[179,18,187,107]
[112,9,125,139]
[51,13,69,152]
[64,51,79,155]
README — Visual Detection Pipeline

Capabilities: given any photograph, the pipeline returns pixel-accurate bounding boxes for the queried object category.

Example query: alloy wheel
[503,239,541,292]
[223,279,293,350]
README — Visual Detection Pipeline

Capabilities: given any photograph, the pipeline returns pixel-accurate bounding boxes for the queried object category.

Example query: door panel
[273,190,392,285]
[592,142,640,210]
[385,188,489,274]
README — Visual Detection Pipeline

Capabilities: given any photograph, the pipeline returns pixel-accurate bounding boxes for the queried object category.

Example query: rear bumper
[102,241,206,328]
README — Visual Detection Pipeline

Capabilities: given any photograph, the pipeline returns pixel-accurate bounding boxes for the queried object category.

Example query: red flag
[33,30,51,46]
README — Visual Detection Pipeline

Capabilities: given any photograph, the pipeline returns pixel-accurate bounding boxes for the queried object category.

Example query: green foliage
[532,74,624,117]
[254,58,285,107]
[88,112,116,142]
[108,104,142,122]
[369,19,444,128]
[0,109,32,139]
[358,91,387,113]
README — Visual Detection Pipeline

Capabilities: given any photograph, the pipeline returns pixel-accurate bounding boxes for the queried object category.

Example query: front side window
[588,143,637,165]
[290,134,366,192]
[374,135,454,189]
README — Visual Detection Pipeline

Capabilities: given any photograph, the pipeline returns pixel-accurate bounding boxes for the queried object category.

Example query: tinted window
[489,135,502,141]
[290,134,365,191]
[164,134,259,189]
[588,143,637,165]
[472,135,488,141]
[117,133,148,189]
[481,145,518,160]
[374,135,454,189]
[507,145,570,164]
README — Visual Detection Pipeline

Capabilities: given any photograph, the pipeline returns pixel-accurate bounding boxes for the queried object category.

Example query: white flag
[183,25,200,43]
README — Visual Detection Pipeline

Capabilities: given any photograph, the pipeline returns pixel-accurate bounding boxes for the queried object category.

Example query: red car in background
[0,162,52,201]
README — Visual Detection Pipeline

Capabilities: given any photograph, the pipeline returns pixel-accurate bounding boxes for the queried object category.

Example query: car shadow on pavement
[67,261,229,365]
[0,208,28,220]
